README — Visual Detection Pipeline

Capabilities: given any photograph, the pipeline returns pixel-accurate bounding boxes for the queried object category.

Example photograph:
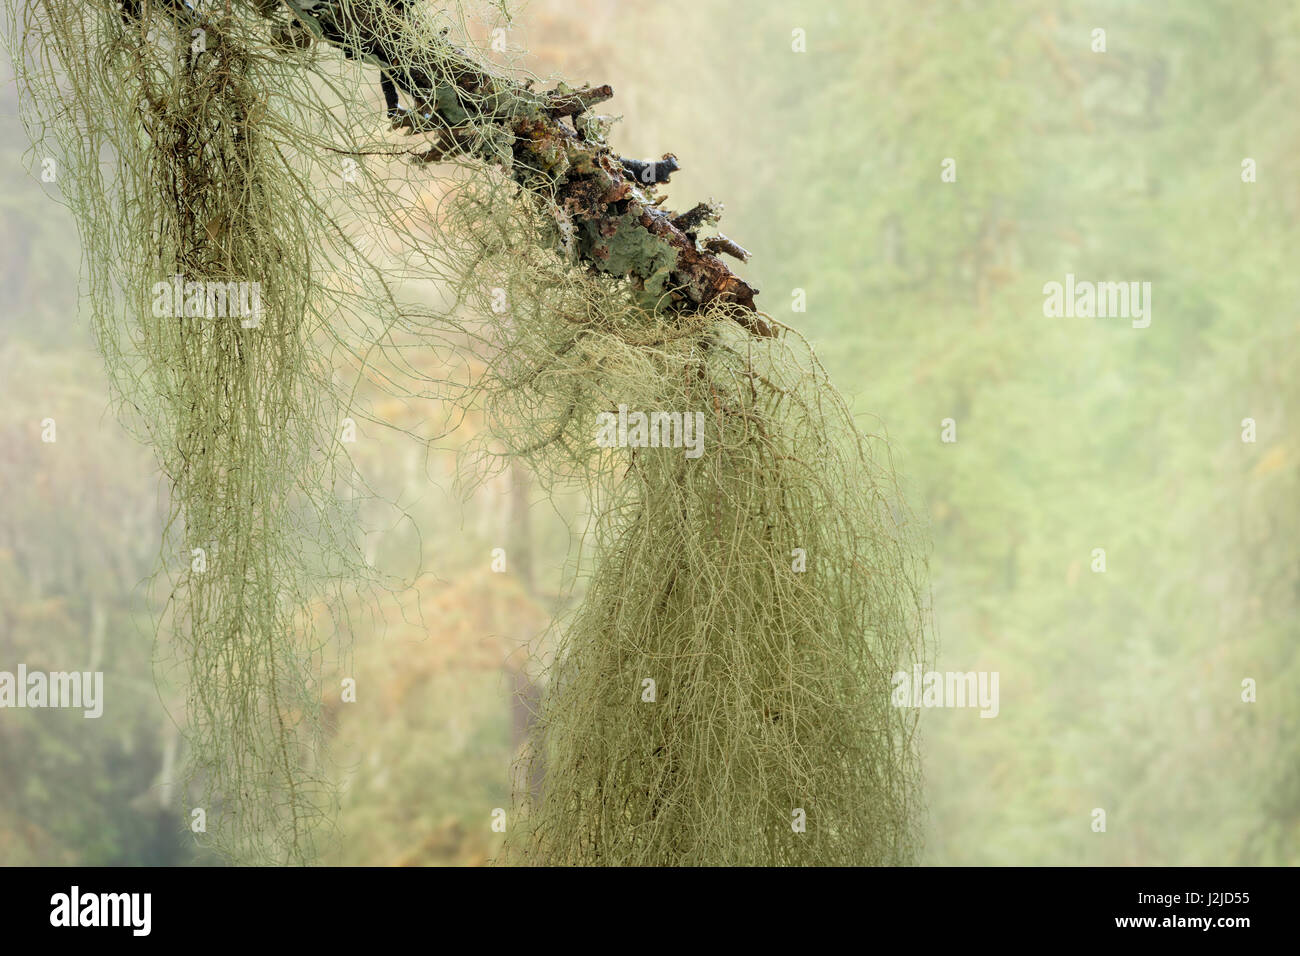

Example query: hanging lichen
[5,0,930,865]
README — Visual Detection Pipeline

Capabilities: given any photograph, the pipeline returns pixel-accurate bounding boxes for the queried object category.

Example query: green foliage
[0,347,196,865]
[679,0,1300,864]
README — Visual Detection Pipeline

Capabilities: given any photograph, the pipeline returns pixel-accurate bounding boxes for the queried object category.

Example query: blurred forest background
[1,0,1296,865]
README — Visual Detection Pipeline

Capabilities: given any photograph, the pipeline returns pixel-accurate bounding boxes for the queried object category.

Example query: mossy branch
[8,0,928,866]
[273,0,772,336]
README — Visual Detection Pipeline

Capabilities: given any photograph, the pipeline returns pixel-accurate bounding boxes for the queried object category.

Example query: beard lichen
[6,0,930,865]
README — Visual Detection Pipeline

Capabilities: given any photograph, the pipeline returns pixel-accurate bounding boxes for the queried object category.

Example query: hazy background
[1,0,1296,865]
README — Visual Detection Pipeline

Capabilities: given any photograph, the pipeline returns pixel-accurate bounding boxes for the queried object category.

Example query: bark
[275,0,773,336]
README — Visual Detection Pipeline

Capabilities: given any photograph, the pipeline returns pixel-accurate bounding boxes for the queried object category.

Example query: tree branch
[276,0,772,336]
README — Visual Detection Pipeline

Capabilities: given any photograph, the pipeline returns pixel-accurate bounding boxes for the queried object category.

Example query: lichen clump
[7,0,929,865]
